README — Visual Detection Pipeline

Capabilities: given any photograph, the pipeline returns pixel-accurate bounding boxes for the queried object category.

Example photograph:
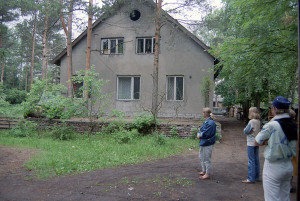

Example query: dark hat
[272,96,290,109]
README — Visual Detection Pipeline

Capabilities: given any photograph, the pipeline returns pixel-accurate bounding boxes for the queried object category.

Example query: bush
[5,89,27,104]
[131,113,155,135]
[113,128,139,144]
[153,131,166,145]
[190,128,198,139]
[169,126,179,138]
[10,120,38,137]
[49,122,76,141]
[101,120,126,135]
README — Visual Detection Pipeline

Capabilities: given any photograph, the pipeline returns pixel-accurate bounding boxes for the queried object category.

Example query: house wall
[60,1,215,118]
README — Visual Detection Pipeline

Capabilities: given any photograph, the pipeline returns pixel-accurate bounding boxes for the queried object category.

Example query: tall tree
[84,0,93,101]
[151,0,162,124]
[203,0,298,108]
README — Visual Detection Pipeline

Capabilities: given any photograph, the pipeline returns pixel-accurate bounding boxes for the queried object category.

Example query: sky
[74,0,223,37]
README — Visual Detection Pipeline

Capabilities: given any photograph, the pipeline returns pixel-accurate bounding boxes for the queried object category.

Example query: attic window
[130,10,141,21]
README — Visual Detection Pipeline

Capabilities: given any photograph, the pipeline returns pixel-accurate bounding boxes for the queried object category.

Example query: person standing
[197,107,216,180]
[242,107,261,183]
[255,96,297,201]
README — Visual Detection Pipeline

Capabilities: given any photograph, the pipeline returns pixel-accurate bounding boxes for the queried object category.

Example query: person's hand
[262,140,268,145]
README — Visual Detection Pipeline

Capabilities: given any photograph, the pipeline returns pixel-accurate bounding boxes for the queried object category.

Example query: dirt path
[0,116,297,201]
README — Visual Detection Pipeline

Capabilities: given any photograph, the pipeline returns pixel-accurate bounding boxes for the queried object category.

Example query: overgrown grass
[0,104,24,118]
[0,130,197,179]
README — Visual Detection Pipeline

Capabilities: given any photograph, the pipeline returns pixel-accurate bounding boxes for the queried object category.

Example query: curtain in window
[110,40,116,53]
[167,77,174,100]
[118,39,123,53]
[118,77,131,99]
[176,77,183,100]
[133,77,140,99]
[137,39,144,53]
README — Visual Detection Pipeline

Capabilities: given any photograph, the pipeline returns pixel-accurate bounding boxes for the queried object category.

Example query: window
[73,81,83,98]
[101,38,124,54]
[130,10,141,21]
[136,37,155,54]
[117,76,140,100]
[166,76,184,101]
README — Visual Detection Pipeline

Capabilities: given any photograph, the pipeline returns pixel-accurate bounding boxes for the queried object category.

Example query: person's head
[202,107,212,118]
[248,107,260,119]
[271,96,290,115]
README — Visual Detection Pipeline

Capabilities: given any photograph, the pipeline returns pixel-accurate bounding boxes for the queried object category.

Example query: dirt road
[0,116,297,201]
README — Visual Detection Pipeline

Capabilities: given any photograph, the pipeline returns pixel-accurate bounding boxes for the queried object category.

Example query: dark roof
[51,0,219,68]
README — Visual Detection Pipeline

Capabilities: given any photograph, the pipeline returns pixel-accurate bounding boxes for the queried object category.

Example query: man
[255,96,297,201]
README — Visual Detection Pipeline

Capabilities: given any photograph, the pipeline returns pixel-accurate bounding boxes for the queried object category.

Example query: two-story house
[52,0,218,118]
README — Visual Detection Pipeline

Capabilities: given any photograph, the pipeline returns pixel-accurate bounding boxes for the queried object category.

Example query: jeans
[199,145,213,175]
[247,146,260,182]
[263,159,293,201]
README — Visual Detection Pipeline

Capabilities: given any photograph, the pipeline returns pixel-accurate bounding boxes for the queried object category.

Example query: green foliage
[190,128,198,139]
[153,131,167,145]
[131,113,155,135]
[169,125,179,138]
[215,130,222,143]
[10,120,38,137]
[23,79,75,120]
[110,109,125,118]
[203,0,298,106]
[101,120,127,135]
[49,122,76,141]
[0,85,10,111]
[4,89,27,104]
[200,76,214,107]
[113,128,139,144]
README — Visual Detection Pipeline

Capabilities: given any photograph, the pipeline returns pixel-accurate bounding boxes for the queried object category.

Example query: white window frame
[166,76,184,101]
[136,37,155,54]
[117,76,141,100]
[101,38,124,54]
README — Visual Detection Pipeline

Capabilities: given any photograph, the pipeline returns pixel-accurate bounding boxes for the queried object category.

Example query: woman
[255,96,297,201]
[242,107,261,183]
[197,107,216,180]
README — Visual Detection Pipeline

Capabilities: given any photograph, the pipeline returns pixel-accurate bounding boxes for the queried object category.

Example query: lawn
[0,130,198,179]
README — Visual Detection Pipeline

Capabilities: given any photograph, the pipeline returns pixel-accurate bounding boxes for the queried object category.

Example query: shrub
[113,128,138,144]
[101,120,126,135]
[10,120,38,137]
[49,122,75,141]
[131,113,155,135]
[153,131,166,145]
[190,128,198,139]
[5,89,27,104]
[216,130,222,143]
[169,125,179,138]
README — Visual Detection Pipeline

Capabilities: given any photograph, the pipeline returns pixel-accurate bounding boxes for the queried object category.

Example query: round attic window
[130,10,141,21]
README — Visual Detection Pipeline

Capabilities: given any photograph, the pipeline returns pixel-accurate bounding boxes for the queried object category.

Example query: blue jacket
[198,118,216,146]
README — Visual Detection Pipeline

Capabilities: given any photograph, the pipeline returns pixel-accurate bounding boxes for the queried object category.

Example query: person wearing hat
[255,96,297,201]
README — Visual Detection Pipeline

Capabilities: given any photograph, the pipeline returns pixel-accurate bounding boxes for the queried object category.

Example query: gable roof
[51,0,219,68]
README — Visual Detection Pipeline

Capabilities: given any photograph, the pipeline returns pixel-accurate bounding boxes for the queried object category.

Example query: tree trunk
[41,0,49,80]
[66,1,73,97]
[152,0,162,123]
[30,13,37,89]
[84,0,93,101]
[60,0,74,97]
[1,60,4,85]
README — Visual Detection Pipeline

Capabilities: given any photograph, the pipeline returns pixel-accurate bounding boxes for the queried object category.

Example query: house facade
[52,0,217,118]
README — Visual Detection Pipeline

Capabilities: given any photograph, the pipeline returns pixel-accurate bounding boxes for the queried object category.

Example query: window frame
[117,76,141,100]
[166,76,184,101]
[136,37,155,54]
[101,38,124,55]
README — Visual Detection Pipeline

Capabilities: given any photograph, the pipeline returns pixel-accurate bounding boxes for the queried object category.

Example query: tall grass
[0,130,197,178]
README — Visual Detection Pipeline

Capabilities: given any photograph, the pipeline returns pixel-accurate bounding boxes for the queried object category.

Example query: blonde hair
[248,107,260,119]
[203,108,212,116]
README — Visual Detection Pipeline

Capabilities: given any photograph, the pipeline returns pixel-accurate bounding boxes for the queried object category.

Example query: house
[51,0,218,118]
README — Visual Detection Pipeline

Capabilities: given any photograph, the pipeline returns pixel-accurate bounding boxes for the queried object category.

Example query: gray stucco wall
[59,1,215,118]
